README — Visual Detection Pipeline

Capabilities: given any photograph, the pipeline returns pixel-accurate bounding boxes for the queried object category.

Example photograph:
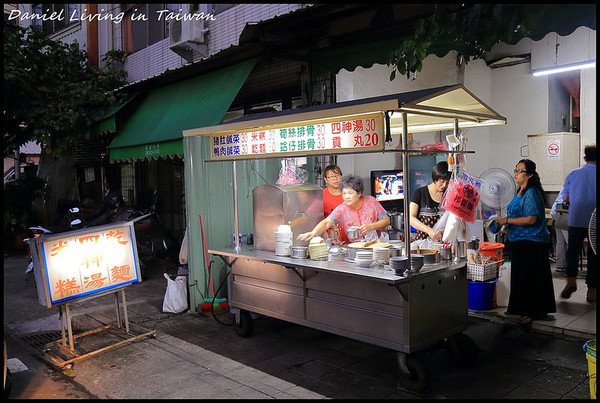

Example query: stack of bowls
[275,224,293,256]
[410,254,424,272]
[354,250,373,267]
[373,247,391,265]
[389,256,409,275]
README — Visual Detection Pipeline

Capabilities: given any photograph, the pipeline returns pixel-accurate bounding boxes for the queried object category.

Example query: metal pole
[65,303,74,351]
[121,289,130,333]
[114,291,122,328]
[59,305,66,347]
[232,161,240,252]
[453,118,461,262]
[402,112,411,261]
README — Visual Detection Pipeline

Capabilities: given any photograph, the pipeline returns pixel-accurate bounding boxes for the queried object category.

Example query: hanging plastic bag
[276,158,308,185]
[162,273,188,313]
[439,173,481,223]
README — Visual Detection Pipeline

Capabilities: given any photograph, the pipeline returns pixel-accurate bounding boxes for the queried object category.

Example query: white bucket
[275,225,293,256]
[496,262,511,307]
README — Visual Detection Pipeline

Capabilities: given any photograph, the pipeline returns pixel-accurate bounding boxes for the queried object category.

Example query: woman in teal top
[492,159,555,325]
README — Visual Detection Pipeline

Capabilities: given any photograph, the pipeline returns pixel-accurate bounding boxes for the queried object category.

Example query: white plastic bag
[162,273,188,313]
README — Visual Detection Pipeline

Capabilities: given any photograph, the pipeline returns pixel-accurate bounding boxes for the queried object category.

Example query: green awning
[85,95,137,137]
[108,58,258,162]
[310,37,404,77]
[309,4,596,77]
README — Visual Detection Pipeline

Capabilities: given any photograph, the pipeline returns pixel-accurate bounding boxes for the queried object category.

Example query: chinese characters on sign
[145,143,160,158]
[209,113,385,160]
[36,222,141,306]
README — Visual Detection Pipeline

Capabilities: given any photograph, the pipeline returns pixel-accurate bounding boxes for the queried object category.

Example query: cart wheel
[234,309,253,338]
[399,356,427,392]
[446,333,478,367]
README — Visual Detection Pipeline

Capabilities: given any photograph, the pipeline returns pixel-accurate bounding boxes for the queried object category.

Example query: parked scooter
[24,212,82,275]
[111,190,180,276]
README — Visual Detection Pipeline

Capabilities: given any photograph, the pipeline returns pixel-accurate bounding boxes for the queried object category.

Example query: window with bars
[31,4,79,35]
[122,3,180,53]
[120,164,136,206]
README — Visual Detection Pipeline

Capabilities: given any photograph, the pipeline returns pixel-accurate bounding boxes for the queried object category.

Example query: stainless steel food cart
[183,84,507,390]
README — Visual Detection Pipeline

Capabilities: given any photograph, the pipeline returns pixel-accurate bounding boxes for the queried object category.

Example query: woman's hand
[427,227,443,241]
[493,216,507,226]
[297,232,315,242]
[358,223,372,236]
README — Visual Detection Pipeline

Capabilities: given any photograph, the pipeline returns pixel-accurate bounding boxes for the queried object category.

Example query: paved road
[3,253,593,399]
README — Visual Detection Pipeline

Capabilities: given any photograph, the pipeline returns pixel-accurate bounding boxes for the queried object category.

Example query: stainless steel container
[440,246,452,260]
[253,184,323,252]
[290,246,308,258]
[389,245,403,257]
[346,226,360,240]
[388,211,404,230]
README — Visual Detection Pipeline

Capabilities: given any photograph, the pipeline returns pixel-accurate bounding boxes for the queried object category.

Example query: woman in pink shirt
[298,174,389,243]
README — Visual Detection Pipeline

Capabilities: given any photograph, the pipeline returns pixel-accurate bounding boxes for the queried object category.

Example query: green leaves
[3,24,128,157]
[387,4,553,81]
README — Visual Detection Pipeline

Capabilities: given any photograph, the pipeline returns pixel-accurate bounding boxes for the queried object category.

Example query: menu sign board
[29,221,141,307]
[209,112,385,161]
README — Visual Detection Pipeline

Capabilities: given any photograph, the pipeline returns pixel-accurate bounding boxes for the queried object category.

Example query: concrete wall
[334,28,596,188]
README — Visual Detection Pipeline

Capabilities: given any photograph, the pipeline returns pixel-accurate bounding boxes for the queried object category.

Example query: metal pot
[422,251,440,264]
[440,246,452,260]
[290,246,308,259]
[389,246,403,258]
[388,212,404,230]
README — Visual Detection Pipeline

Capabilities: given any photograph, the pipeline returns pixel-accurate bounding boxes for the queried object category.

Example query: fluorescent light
[532,60,595,76]
[389,119,506,134]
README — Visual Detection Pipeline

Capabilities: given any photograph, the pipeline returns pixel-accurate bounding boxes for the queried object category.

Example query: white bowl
[355,259,373,268]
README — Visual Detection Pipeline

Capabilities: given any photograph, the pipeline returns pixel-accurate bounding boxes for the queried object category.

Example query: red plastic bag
[439,177,480,223]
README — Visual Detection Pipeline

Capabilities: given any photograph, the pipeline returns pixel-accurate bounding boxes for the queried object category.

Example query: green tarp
[108,58,257,162]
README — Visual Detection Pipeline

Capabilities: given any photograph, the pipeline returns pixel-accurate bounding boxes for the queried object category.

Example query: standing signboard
[28,221,142,308]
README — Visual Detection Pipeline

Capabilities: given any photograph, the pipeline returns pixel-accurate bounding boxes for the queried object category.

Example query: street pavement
[3,252,593,399]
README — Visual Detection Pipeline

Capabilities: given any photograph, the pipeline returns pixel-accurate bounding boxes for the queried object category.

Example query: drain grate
[16,330,64,352]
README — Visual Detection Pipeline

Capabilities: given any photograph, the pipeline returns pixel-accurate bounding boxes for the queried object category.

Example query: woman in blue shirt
[492,159,556,325]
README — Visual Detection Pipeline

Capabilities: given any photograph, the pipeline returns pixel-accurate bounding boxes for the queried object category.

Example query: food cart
[183,84,506,390]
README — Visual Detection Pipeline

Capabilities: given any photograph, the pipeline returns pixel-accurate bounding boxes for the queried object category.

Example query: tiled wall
[123,4,309,83]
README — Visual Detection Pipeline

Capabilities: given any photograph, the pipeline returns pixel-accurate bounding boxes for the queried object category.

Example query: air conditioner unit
[169,19,209,61]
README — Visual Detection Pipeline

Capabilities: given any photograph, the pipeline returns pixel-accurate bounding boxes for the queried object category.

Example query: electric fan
[479,168,516,241]
[479,168,516,213]
[589,208,597,255]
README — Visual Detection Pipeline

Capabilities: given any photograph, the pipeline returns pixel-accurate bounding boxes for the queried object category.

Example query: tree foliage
[3,23,128,157]
[388,4,552,80]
